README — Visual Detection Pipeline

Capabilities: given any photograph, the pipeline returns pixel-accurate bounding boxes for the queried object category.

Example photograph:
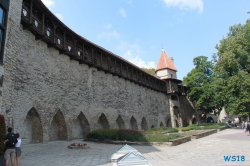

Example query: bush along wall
[0,114,6,156]
[86,129,181,142]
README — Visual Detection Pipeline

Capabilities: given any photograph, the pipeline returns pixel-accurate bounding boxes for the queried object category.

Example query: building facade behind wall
[0,0,196,144]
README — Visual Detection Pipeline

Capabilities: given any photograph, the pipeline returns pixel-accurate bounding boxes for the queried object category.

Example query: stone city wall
[179,96,196,126]
[2,0,170,143]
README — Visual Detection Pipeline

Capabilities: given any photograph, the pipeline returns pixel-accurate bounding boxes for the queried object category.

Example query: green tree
[183,56,221,120]
[140,68,155,75]
[213,20,250,115]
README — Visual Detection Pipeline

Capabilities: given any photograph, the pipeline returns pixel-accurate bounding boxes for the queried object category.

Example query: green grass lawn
[86,123,226,142]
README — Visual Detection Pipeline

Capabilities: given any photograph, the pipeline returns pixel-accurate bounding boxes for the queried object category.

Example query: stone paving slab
[19,128,250,166]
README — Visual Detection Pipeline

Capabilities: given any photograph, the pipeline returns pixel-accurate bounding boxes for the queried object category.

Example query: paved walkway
[20,127,250,166]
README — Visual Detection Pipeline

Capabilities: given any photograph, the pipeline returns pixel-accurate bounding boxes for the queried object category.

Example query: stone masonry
[0,0,196,144]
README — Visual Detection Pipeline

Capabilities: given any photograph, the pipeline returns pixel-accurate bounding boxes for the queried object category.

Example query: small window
[0,29,3,53]
[0,1,9,64]
[0,7,5,25]
[171,74,173,78]
[171,95,178,101]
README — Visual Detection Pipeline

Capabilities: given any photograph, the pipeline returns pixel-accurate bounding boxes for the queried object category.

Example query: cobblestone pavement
[19,127,250,166]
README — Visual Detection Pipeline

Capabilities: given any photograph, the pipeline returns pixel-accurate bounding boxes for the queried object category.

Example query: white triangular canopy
[117,144,138,154]
[111,144,139,162]
[117,151,152,166]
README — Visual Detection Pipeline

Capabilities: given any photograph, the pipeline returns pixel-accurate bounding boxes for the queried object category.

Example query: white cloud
[123,51,155,68]
[104,23,113,29]
[55,13,63,21]
[97,24,155,69]
[97,30,121,41]
[119,8,127,18]
[117,41,141,55]
[41,0,64,22]
[117,42,155,68]
[125,0,133,5]
[163,0,203,13]
[41,0,55,8]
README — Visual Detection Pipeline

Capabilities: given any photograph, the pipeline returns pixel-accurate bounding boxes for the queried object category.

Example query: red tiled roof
[155,49,177,72]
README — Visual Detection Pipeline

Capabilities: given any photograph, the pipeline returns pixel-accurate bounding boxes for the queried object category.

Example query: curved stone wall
[5,29,169,143]
[1,0,195,144]
[2,0,170,143]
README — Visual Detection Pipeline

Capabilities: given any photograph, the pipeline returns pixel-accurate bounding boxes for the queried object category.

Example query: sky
[41,0,250,80]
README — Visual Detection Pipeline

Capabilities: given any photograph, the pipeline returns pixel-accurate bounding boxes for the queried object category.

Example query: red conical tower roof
[155,49,177,72]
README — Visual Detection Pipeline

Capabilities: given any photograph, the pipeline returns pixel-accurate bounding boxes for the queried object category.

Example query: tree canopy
[140,68,155,75]
[184,19,250,116]
[183,56,220,115]
[213,20,250,115]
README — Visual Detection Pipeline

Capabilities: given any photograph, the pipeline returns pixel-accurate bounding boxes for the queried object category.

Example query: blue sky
[41,0,250,80]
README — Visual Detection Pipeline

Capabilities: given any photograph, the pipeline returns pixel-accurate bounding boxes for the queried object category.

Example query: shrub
[140,133,181,142]
[218,122,226,126]
[147,127,178,133]
[86,128,181,142]
[0,114,6,156]
[188,123,225,130]
[166,128,179,133]
[203,124,221,129]
[187,125,201,130]
[197,123,211,126]
[178,127,191,131]
[117,129,144,142]
[87,129,118,141]
[147,127,168,132]
[165,134,181,141]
